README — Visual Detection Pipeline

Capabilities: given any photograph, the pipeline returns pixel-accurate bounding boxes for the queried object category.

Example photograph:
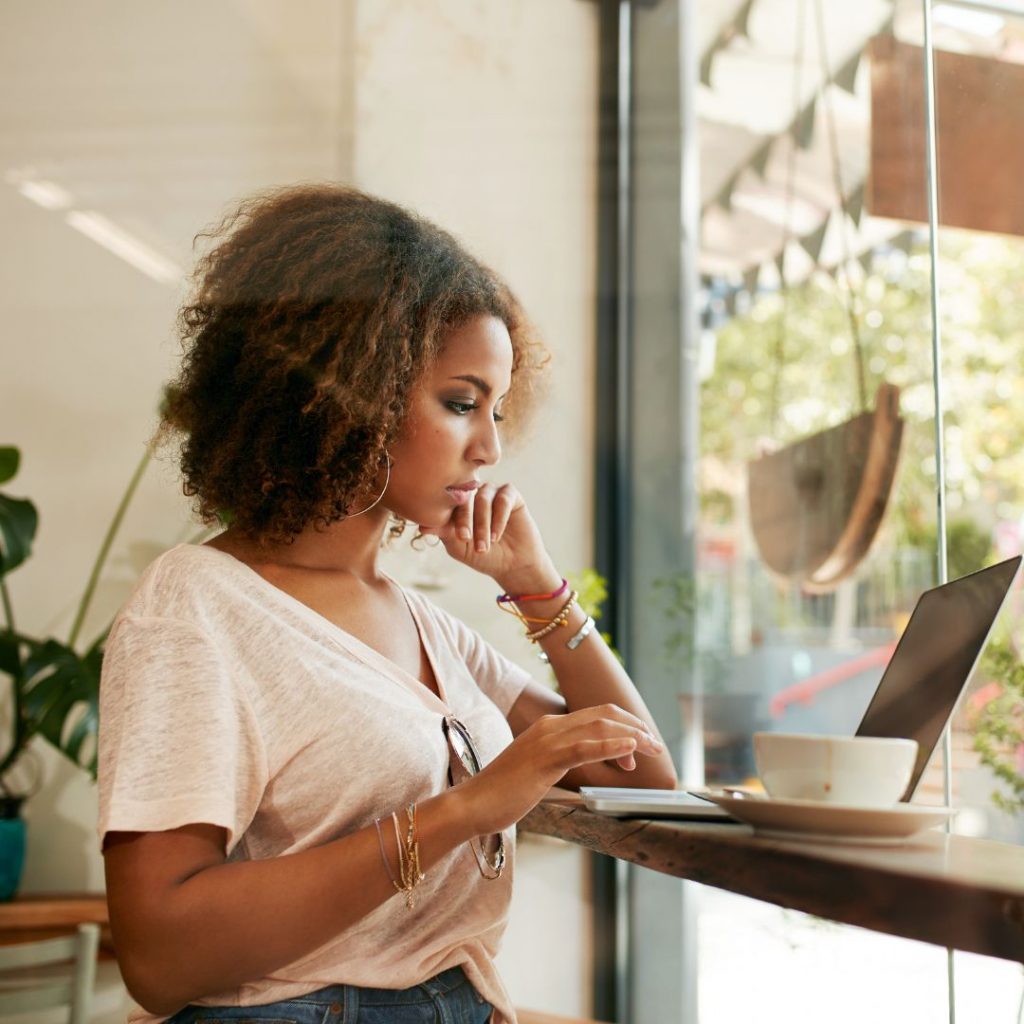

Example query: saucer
[694,790,955,844]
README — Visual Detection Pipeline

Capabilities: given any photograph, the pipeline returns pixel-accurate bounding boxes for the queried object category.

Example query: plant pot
[0,798,25,901]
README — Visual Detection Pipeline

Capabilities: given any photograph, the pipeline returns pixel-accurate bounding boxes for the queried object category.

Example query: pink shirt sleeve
[97,614,268,853]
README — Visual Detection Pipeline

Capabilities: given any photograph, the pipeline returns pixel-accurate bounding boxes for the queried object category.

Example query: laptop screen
[855,555,1021,800]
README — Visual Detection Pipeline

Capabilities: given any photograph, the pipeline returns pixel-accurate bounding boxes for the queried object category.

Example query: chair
[0,923,99,1024]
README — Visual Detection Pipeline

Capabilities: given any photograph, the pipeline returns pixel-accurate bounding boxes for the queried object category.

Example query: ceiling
[694,0,1024,287]
[3,0,1023,298]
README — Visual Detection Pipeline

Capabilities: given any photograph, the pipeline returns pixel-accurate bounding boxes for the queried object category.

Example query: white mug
[753,732,919,807]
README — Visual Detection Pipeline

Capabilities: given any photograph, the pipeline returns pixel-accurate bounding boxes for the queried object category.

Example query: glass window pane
[664,0,1022,1018]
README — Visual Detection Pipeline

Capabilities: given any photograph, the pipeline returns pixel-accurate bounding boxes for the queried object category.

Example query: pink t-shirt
[98,543,533,1023]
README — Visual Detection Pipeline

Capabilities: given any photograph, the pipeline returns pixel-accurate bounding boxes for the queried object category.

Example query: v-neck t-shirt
[97,543,533,1023]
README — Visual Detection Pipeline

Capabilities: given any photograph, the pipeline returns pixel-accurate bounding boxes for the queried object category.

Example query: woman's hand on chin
[418,482,560,592]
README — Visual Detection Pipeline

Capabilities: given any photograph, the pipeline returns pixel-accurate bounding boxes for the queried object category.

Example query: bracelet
[390,805,425,910]
[374,817,398,888]
[498,586,580,637]
[496,601,554,627]
[405,803,425,904]
[391,812,407,897]
[525,591,579,643]
[496,577,568,604]
[566,615,596,651]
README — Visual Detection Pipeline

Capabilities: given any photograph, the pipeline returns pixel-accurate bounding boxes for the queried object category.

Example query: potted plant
[970,635,1024,816]
[0,443,150,899]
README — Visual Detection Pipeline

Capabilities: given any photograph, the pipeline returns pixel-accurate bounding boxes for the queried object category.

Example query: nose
[469,416,502,467]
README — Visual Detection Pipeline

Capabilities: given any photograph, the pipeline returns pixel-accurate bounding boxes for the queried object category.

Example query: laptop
[582,554,1022,819]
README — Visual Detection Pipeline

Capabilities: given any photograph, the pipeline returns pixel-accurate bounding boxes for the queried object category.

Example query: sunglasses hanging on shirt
[442,715,505,879]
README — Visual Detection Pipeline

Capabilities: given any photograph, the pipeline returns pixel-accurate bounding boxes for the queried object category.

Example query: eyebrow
[449,374,508,399]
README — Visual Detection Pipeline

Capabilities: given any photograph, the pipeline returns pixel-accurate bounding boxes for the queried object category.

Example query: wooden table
[0,893,113,954]
[520,800,1024,963]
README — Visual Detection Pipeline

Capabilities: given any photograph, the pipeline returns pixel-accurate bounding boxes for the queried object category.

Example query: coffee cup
[752,732,918,807]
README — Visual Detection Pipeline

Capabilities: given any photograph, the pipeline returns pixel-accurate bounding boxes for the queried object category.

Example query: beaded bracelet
[524,591,579,643]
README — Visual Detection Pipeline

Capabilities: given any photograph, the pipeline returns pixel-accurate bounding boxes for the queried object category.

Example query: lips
[445,481,479,506]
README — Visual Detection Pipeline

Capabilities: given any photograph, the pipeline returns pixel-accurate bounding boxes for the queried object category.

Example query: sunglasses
[442,715,505,879]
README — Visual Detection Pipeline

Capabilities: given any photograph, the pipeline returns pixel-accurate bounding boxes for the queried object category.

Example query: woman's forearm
[107,788,477,1015]
[500,568,679,790]
[545,603,678,788]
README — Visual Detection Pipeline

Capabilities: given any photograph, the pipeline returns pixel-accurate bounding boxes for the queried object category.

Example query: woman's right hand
[456,703,665,836]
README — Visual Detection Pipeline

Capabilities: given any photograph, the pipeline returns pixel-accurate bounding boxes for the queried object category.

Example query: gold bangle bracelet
[391,805,425,910]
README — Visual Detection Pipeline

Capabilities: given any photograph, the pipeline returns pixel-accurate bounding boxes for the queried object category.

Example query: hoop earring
[345,453,391,519]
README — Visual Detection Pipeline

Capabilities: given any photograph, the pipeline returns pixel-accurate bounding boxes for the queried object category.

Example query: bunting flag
[857,249,874,275]
[834,51,861,94]
[698,3,896,243]
[734,0,757,38]
[890,230,916,254]
[743,264,761,297]
[699,0,763,90]
[725,288,739,317]
[794,100,817,150]
[716,171,740,212]
[751,140,773,179]
[847,182,865,227]
[799,218,829,264]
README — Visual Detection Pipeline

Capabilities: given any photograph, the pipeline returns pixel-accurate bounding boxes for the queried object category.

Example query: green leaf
[21,638,101,778]
[0,631,21,677]
[0,449,19,486]
[0,494,38,577]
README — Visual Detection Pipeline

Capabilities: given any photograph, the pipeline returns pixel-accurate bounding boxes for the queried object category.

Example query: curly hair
[162,184,548,546]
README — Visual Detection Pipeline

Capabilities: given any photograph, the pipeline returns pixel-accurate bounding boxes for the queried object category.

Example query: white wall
[3,0,351,896]
[1,1,597,1018]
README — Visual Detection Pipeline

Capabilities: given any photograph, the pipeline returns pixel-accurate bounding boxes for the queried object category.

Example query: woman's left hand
[418,483,559,591]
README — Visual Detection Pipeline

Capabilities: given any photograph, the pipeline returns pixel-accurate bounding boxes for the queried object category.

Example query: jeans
[165,967,492,1024]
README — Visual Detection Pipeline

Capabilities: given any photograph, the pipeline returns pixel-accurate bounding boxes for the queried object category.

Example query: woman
[99,184,677,1024]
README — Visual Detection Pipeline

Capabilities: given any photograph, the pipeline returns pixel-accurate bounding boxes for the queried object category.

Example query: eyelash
[446,400,505,423]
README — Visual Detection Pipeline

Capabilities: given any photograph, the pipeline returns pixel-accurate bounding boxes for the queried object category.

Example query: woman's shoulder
[115,542,251,626]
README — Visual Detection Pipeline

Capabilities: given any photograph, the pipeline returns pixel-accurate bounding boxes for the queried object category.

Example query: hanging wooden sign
[868,35,1024,237]
[747,382,903,593]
